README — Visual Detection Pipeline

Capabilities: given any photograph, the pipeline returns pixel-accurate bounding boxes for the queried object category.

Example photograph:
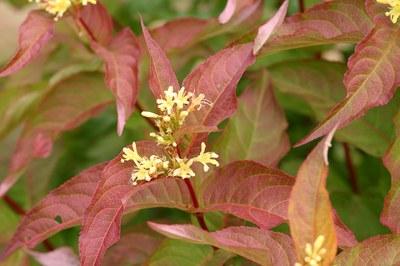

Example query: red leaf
[141,20,179,98]
[0,163,106,259]
[78,2,113,45]
[200,161,294,229]
[0,73,112,197]
[382,111,400,233]
[149,18,210,52]
[27,247,79,266]
[288,129,338,265]
[334,234,400,265]
[79,141,194,266]
[215,71,290,166]
[182,43,255,155]
[253,0,288,55]
[297,23,400,146]
[149,223,297,265]
[258,0,372,55]
[92,28,140,135]
[0,11,55,77]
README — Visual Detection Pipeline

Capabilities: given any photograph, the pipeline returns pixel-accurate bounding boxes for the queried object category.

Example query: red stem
[184,179,209,231]
[343,143,359,194]
[2,195,55,251]
[298,0,305,12]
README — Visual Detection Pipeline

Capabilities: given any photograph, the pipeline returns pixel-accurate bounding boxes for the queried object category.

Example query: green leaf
[215,70,289,167]
[148,239,214,266]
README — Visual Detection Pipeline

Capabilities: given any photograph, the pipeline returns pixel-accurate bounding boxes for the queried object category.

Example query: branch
[342,143,359,193]
[298,0,305,12]
[183,179,209,232]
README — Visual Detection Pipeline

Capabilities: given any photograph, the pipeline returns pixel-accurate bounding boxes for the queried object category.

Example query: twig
[342,143,359,193]
[184,179,209,231]
[298,0,305,12]
[2,194,55,251]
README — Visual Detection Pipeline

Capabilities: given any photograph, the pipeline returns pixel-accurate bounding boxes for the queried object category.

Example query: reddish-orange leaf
[0,11,55,77]
[334,235,400,265]
[0,163,106,260]
[288,129,338,266]
[91,28,140,135]
[149,223,296,265]
[79,141,194,266]
[297,22,400,146]
[182,43,255,156]
[141,20,179,98]
[259,0,372,55]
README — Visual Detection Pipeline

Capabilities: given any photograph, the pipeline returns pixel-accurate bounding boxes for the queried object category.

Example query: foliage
[0,0,400,265]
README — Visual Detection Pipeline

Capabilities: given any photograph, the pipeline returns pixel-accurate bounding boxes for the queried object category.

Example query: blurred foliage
[0,0,395,264]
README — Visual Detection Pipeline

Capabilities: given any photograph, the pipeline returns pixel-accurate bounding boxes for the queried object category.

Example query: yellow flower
[377,0,400,23]
[295,235,327,266]
[157,86,176,115]
[29,0,97,20]
[121,142,141,163]
[121,86,219,185]
[172,158,195,179]
[194,142,219,172]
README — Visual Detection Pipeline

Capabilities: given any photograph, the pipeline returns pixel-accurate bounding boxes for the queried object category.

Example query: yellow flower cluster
[295,235,327,266]
[377,0,400,23]
[29,0,97,20]
[121,86,219,185]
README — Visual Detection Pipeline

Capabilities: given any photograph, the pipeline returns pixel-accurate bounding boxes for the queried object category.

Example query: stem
[184,179,209,231]
[135,102,158,130]
[342,143,359,193]
[2,194,55,251]
[298,0,305,12]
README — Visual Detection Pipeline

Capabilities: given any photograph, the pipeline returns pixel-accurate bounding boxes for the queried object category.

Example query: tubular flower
[121,86,219,185]
[295,235,327,266]
[376,0,400,23]
[28,0,97,20]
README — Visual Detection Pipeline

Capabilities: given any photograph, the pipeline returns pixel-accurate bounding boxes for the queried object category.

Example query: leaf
[215,71,289,167]
[0,73,113,197]
[141,20,179,98]
[200,160,356,247]
[297,23,400,146]
[269,60,399,156]
[0,10,55,77]
[148,239,214,266]
[78,3,113,45]
[258,0,372,55]
[27,247,79,266]
[79,141,194,266]
[103,233,162,266]
[149,18,210,52]
[382,111,400,233]
[182,43,255,155]
[201,160,293,228]
[288,129,338,265]
[334,234,400,265]
[253,0,288,55]
[218,0,237,24]
[92,28,140,135]
[218,0,262,25]
[0,82,45,140]
[149,223,296,266]
[0,163,106,260]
